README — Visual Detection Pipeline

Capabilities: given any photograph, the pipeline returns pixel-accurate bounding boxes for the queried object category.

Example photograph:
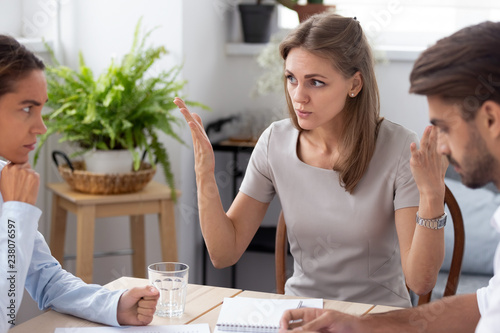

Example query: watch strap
[416,211,447,230]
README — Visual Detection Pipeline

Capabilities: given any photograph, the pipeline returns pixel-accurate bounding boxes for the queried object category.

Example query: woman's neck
[304,112,346,151]
[297,120,345,170]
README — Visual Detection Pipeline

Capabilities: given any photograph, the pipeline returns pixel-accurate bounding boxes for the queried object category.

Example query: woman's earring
[351,93,355,97]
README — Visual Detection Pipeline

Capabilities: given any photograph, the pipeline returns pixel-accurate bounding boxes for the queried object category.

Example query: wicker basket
[57,161,156,195]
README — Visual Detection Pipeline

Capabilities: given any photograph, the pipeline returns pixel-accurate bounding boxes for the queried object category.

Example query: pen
[283,300,304,328]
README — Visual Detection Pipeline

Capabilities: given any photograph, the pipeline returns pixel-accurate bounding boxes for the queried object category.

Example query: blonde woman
[176,13,447,308]
[280,20,500,333]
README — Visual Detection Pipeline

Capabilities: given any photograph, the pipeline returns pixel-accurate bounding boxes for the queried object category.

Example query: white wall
[377,61,430,138]
[0,0,22,35]
[47,0,184,282]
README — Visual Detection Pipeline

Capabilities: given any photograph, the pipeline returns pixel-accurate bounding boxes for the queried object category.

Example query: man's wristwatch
[416,211,447,230]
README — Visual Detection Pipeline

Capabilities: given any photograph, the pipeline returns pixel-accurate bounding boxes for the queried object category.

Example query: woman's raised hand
[174,97,216,177]
[410,125,449,198]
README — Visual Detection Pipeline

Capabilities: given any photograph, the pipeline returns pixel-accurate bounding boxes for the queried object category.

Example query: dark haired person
[175,12,447,308]
[280,20,500,333]
[0,35,159,332]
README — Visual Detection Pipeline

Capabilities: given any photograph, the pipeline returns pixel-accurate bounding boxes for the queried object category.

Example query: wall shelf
[376,45,425,62]
[17,37,53,53]
[226,43,266,56]
[226,42,424,62]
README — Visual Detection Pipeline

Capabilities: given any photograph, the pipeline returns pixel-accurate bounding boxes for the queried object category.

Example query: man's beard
[450,126,497,189]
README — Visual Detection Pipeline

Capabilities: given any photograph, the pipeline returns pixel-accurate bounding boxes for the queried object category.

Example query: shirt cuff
[108,289,127,327]
[2,201,42,224]
[477,286,489,316]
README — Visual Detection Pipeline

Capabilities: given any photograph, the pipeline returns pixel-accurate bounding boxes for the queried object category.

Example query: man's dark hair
[409,21,500,121]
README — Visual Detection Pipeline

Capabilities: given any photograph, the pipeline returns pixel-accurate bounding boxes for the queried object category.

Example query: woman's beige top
[240,119,419,307]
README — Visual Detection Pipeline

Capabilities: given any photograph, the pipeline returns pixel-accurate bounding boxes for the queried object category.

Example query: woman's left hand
[410,125,449,198]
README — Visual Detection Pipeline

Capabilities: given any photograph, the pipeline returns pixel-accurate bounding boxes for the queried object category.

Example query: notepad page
[54,323,210,333]
[215,297,323,332]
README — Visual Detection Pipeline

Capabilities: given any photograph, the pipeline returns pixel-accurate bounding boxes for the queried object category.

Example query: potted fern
[35,19,208,199]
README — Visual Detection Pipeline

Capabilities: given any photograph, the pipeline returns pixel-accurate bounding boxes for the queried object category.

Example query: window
[278,0,500,49]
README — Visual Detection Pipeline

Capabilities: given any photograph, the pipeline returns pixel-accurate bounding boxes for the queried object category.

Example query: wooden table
[11,277,241,332]
[47,182,179,283]
[12,277,399,332]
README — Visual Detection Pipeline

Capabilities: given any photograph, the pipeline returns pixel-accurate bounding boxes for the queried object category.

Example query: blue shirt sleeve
[25,231,125,327]
[1,199,126,331]
[0,201,40,333]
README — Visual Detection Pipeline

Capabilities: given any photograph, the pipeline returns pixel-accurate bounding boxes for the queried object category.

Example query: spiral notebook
[214,297,323,333]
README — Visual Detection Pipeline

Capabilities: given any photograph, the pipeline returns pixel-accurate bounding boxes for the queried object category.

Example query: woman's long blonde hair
[279,13,382,194]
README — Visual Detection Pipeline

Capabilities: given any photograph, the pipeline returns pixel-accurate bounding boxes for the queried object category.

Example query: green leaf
[36,17,211,198]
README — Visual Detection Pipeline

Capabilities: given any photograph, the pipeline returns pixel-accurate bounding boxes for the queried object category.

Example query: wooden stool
[47,181,179,283]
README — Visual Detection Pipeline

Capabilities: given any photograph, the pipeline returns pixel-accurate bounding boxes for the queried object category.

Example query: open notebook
[215,297,323,333]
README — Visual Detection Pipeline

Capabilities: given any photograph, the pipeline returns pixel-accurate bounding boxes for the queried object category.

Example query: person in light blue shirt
[0,35,159,332]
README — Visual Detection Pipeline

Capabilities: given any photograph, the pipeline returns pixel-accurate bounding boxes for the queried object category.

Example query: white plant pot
[84,149,134,174]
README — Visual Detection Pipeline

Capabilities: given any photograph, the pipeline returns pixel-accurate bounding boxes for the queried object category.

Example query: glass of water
[148,262,189,317]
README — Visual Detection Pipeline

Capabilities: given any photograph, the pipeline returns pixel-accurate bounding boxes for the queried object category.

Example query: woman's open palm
[174,97,215,177]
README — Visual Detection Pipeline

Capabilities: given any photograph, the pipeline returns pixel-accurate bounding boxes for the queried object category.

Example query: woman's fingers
[174,97,197,127]
[191,112,205,129]
[174,97,216,174]
[187,112,209,141]
[174,98,208,143]
[175,98,204,132]
[173,97,187,109]
[178,105,196,126]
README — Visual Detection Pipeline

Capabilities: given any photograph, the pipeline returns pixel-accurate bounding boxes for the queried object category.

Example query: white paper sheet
[55,323,210,333]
